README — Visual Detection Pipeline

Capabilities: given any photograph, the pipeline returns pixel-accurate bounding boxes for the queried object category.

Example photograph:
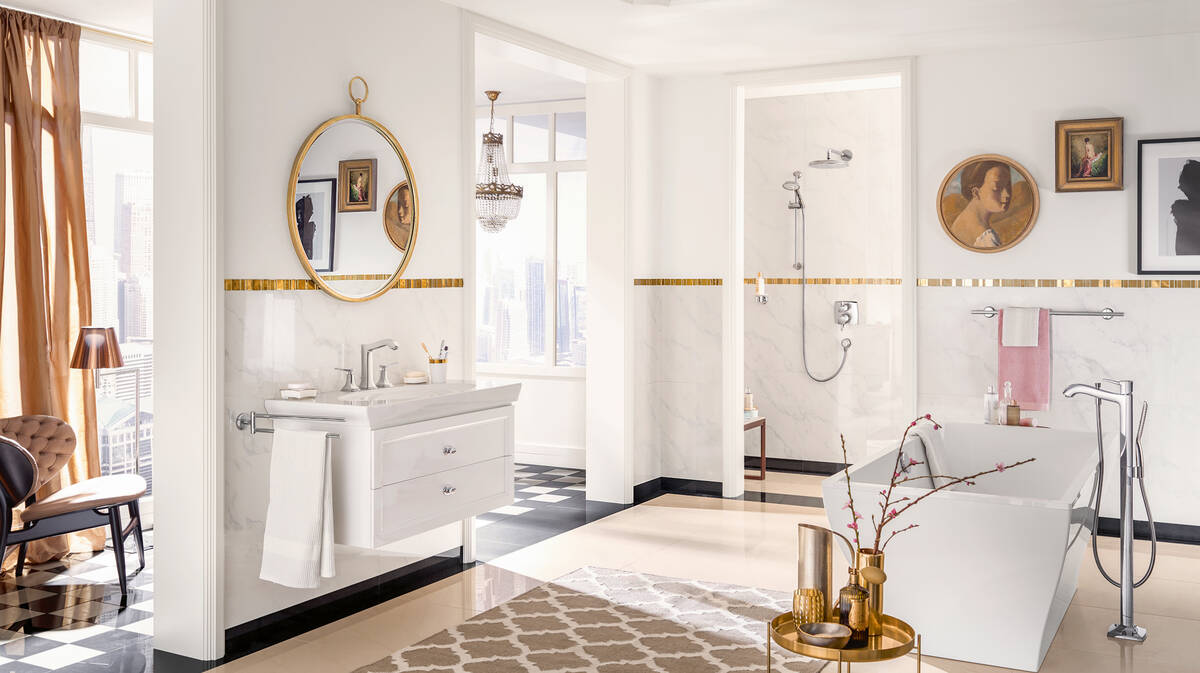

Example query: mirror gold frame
[286,80,419,302]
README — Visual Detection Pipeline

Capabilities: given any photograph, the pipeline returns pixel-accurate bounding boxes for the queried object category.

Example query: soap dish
[403,372,429,384]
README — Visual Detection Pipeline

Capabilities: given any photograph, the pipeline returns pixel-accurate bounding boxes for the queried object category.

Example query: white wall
[914,32,1200,526]
[221,0,466,628]
[478,374,586,468]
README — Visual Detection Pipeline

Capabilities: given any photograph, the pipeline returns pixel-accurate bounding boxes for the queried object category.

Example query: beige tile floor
[745,470,828,498]
[210,493,1198,673]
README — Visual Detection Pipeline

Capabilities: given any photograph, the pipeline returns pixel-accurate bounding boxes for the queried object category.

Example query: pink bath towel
[997,308,1051,412]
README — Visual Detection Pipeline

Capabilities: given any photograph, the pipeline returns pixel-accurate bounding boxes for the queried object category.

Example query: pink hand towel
[997,308,1051,412]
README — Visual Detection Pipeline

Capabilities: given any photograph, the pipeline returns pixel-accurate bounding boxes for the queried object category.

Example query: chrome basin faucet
[361,339,400,390]
[1063,378,1146,642]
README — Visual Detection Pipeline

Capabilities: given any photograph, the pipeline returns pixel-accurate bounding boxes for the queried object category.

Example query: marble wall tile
[636,286,723,483]
[916,286,1200,525]
[223,287,463,623]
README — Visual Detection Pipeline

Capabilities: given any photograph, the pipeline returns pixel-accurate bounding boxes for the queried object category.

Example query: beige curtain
[0,8,104,563]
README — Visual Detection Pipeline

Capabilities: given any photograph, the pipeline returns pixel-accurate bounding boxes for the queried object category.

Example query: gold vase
[856,549,885,637]
[793,588,825,625]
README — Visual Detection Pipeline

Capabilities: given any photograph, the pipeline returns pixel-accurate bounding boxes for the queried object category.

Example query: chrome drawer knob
[442,485,457,495]
[443,445,457,455]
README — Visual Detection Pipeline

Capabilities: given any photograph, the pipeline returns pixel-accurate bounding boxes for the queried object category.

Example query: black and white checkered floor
[0,533,152,672]
[474,464,621,562]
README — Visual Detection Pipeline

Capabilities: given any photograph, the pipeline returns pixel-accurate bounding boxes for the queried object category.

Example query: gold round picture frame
[937,153,1039,254]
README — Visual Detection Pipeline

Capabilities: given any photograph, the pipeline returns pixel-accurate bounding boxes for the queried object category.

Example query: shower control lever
[834,301,859,329]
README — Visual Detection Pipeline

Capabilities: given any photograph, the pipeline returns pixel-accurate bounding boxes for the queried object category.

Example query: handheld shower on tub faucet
[1063,379,1157,643]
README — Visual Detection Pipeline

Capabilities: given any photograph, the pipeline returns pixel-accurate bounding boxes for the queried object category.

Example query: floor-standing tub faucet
[1063,378,1151,642]
[361,339,400,390]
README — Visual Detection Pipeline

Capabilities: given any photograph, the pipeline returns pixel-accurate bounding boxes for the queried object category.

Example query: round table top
[769,612,916,663]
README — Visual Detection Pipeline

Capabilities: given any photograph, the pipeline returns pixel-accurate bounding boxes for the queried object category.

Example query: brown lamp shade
[70,327,124,369]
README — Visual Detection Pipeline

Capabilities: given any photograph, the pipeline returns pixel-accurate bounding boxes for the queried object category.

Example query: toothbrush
[421,342,432,360]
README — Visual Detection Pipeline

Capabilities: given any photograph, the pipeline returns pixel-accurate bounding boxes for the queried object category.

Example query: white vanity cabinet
[264,381,521,556]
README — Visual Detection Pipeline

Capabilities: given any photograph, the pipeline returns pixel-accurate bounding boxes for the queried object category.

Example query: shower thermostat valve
[835,301,858,328]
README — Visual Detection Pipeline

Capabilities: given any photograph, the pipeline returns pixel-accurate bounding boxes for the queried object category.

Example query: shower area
[742,76,911,472]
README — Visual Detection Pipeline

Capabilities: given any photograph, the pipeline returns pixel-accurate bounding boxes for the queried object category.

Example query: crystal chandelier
[475,90,523,232]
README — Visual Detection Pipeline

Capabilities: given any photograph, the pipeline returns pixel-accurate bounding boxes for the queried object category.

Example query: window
[476,101,586,369]
[80,33,154,494]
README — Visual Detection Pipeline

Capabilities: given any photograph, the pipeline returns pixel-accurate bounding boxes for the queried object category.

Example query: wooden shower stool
[744,416,766,480]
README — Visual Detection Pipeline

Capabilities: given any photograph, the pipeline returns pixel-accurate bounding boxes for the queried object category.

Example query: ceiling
[476,33,586,106]
[446,0,1200,73]
[2,0,151,39]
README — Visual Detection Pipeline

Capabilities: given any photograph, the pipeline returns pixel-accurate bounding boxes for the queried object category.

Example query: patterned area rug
[354,567,823,673]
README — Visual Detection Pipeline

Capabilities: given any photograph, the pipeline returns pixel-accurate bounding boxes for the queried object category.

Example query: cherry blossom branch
[881,524,919,551]
[873,414,941,551]
[884,457,1037,526]
[840,434,861,555]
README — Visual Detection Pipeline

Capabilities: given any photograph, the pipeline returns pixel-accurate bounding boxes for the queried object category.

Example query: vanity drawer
[373,409,511,487]
[373,456,511,546]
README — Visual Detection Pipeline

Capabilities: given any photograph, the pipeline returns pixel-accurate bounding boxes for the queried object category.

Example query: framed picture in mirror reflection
[384,181,415,253]
[295,177,336,272]
[338,157,377,212]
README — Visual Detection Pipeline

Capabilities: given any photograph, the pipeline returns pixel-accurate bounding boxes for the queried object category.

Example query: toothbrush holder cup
[428,359,447,384]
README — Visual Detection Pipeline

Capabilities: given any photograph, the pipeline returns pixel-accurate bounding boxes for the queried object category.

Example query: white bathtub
[822,423,1097,672]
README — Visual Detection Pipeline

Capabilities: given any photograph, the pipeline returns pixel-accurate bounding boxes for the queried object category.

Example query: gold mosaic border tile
[917,278,1200,289]
[743,277,903,286]
[224,277,464,291]
[633,278,723,286]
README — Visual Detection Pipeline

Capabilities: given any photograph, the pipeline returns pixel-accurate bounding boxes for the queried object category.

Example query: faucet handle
[1101,378,1133,394]
[376,362,401,388]
[335,367,359,392]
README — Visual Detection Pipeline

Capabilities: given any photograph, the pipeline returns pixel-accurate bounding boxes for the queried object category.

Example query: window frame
[79,30,155,526]
[475,99,586,377]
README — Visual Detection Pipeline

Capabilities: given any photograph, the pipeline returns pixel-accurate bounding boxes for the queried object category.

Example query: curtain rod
[0,4,152,46]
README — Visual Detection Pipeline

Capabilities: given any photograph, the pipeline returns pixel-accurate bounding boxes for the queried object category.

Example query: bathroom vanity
[264,381,521,561]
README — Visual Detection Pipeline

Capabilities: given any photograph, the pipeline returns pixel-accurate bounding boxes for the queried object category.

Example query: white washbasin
[265,380,521,429]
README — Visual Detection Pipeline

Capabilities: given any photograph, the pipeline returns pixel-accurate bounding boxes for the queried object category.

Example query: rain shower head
[809,148,853,168]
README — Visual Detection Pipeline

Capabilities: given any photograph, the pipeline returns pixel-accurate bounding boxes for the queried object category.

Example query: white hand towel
[1000,307,1041,347]
[259,429,335,588]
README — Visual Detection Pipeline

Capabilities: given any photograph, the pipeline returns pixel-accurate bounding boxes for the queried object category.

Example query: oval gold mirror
[287,77,418,301]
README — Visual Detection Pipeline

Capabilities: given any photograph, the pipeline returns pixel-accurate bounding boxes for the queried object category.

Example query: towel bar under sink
[235,411,345,439]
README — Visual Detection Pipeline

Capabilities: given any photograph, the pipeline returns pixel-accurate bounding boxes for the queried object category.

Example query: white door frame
[152,0,224,660]
[460,13,638,503]
[725,58,918,497]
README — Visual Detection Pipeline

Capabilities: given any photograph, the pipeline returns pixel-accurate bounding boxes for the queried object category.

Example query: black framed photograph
[295,177,336,273]
[1138,137,1200,274]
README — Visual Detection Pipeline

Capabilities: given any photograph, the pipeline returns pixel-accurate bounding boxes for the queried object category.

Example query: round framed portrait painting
[937,154,1040,253]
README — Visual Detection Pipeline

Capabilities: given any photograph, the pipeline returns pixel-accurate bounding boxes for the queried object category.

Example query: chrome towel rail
[235,411,345,439]
[971,306,1123,320]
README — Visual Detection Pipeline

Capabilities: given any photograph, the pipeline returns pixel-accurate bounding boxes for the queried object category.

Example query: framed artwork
[338,158,377,212]
[383,181,416,253]
[1137,137,1200,274]
[295,178,336,272]
[1055,117,1123,192]
[937,154,1040,253]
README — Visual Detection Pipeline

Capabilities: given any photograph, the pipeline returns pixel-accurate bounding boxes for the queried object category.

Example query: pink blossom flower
[847,522,858,531]
[909,421,916,427]
[893,471,901,479]
[995,462,1006,472]
[908,458,918,466]
[934,424,941,430]
[924,413,931,420]
[889,508,898,517]
[854,512,863,520]
[842,501,852,510]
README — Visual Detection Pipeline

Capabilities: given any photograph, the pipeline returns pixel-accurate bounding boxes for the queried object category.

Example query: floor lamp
[70,327,142,477]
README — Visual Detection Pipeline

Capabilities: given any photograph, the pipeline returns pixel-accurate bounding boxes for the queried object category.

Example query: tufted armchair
[0,415,146,598]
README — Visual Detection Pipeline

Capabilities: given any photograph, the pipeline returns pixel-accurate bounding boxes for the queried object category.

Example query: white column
[152,0,225,660]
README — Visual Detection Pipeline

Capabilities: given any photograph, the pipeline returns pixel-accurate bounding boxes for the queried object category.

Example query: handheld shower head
[782,170,804,209]
[809,148,853,169]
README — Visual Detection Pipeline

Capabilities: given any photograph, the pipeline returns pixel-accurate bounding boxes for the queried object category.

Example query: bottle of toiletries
[744,387,754,412]
[984,385,998,424]
[1002,381,1020,426]
[838,567,870,646]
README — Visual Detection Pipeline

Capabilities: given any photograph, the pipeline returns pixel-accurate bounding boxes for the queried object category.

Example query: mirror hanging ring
[285,76,419,302]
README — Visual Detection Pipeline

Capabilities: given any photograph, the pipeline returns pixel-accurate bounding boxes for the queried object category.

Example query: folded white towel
[1001,307,1041,347]
[259,429,335,588]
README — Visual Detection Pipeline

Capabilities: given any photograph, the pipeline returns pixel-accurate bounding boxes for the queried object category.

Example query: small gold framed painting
[338,158,377,212]
[937,154,1040,253]
[1055,117,1123,192]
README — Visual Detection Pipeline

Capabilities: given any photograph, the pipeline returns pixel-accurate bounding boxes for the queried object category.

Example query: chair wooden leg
[15,543,27,577]
[108,508,128,598]
[129,500,146,571]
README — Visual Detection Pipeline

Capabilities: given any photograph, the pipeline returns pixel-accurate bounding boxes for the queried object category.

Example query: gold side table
[767,612,921,672]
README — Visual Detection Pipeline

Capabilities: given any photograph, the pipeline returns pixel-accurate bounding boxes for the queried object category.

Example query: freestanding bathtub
[822,423,1097,672]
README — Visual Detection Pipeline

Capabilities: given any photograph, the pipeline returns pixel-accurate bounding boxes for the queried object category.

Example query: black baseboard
[1098,516,1200,546]
[223,551,464,663]
[744,456,847,476]
[660,477,723,498]
[633,477,664,504]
